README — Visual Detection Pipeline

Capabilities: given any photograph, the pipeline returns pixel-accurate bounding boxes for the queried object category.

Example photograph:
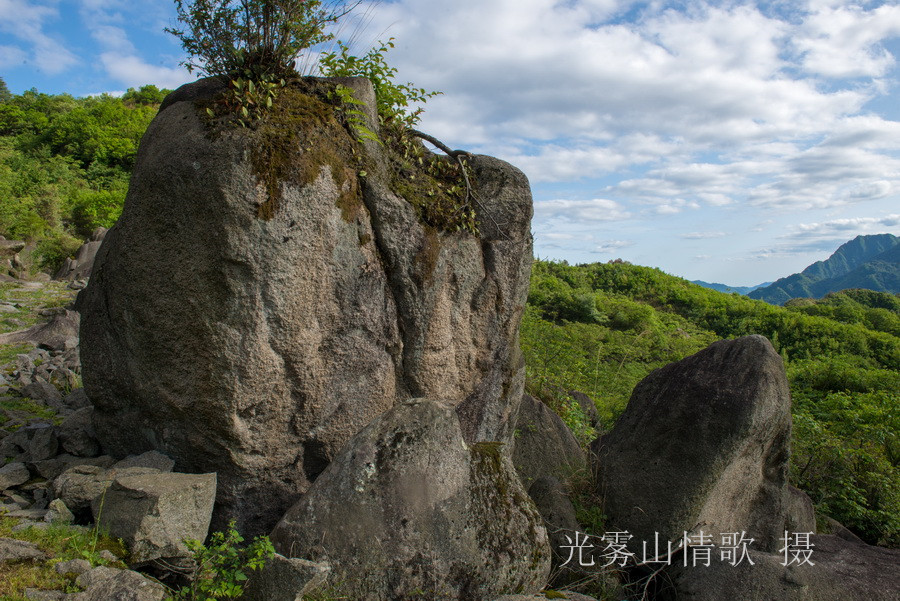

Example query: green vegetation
[0,515,128,600]
[522,259,899,547]
[166,522,275,601]
[167,0,360,79]
[0,85,169,273]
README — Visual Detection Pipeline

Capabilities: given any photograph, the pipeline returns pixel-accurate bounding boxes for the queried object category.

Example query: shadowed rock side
[77,76,533,534]
[663,534,900,601]
[591,335,792,553]
[269,399,551,601]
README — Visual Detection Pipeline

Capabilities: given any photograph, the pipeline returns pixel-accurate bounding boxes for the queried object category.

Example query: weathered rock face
[512,394,586,489]
[78,76,533,533]
[591,335,792,553]
[664,534,900,601]
[93,472,216,565]
[269,399,551,601]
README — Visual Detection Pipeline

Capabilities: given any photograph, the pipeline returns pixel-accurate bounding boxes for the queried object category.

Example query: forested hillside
[0,82,168,272]
[521,259,899,547]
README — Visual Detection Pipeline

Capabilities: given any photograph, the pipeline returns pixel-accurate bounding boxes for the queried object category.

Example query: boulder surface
[269,399,551,601]
[592,335,792,552]
[78,76,533,534]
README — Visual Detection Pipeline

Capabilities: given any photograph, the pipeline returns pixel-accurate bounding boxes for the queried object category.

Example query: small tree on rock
[166,0,361,79]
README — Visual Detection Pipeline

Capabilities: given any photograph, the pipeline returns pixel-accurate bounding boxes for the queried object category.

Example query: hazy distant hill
[691,280,771,294]
[748,234,899,305]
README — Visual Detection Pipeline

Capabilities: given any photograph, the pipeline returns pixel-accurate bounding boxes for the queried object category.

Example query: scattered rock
[0,537,47,563]
[93,471,216,564]
[0,310,80,353]
[74,565,121,588]
[52,463,154,512]
[0,461,30,490]
[270,399,550,601]
[63,389,91,410]
[57,407,101,458]
[241,554,331,601]
[70,568,167,601]
[512,394,586,488]
[20,381,64,405]
[26,425,59,462]
[111,451,175,472]
[44,498,75,524]
[54,228,107,281]
[592,335,792,553]
[55,557,92,576]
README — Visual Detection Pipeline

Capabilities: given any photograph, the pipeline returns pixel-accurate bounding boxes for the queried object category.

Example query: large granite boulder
[78,76,533,534]
[269,399,551,601]
[591,335,792,553]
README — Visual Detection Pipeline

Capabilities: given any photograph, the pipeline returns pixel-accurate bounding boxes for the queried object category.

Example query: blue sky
[2,0,899,285]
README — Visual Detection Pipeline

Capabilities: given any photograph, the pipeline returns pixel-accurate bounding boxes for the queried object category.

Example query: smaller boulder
[71,566,167,601]
[112,451,175,472]
[241,554,331,601]
[58,407,101,458]
[0,461,30,490]
[785,485,816,533]
[55,558,92,576]
[0,537,47,563]
[94,471,216,564]
[53,464,154,512]
[513,394,586,489]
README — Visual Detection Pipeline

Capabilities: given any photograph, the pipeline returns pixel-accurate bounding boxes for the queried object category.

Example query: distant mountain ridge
[691,280,772,295]
[748,234,899,305]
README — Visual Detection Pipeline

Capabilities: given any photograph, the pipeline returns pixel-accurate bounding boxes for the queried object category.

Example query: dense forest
[0,79,168,272]
[1,82,897,548]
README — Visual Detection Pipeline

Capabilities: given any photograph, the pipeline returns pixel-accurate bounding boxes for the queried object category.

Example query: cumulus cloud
[354,0,900,225]
[533,198,630,222]
[99,52,193,90]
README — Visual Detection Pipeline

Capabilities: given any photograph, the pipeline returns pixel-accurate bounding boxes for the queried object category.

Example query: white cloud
[355,0,900,226]
[592,239,634,254]
[0,45,27,68]
[99,52,193,90]
[681,231,726,239]
[534,198,630,222]
[0,0,79,74]
[795,2,900,78]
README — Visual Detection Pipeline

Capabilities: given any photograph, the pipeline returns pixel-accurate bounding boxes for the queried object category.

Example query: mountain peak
[748,233,899,304]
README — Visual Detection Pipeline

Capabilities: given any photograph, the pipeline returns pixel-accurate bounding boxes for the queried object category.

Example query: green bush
[166,522,276,601]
